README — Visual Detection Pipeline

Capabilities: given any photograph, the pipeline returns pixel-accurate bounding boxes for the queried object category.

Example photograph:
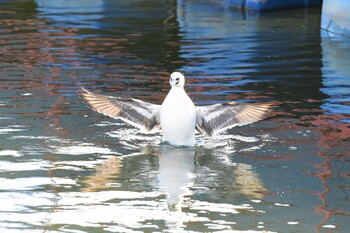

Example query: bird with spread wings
[80,72,271,146]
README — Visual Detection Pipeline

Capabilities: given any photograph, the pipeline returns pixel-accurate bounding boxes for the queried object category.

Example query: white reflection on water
[158,145,195,211]
[0,121,277,232]
[54,144,116,155]
[0,127,28,134]
[0,177,76,191]
[0,119,278,232]
[0,160,51,171]
[49,141,268,232]
[0,150,22,157]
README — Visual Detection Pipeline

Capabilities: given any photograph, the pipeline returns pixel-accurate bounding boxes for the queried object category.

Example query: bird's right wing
[196,102,271,136]
[79,88,161,133]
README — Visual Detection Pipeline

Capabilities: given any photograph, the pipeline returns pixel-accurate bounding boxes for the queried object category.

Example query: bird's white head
[169,71,185,88]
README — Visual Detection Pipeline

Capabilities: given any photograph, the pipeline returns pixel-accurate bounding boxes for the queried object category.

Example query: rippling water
[0,0,349,232]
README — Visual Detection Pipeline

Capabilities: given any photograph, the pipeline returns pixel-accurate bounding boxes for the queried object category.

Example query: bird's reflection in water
[157,145,195,210]
[81,144,267,209]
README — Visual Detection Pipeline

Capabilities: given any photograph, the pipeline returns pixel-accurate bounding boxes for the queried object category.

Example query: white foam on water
[104,126,272,153]
[240,144,264,152]
[47,190,197,231]
[230,135,259,142]
[190,201,253,214]
[0,160,52,172]
[274,203,290,207]
[0,177,76,191]
[12,135,56,140]
[205,223,231,230]
[213,230,277,233]
[212,220,237,225]
[54,145,116,155]
[260,133,277,142]
[251,200,262,203]
[0,150,22,157]
[0,128,27,134]
[94,121,125,127]
[106,128,162,147]
[52,160,109,170]
[57,190,161,205]
[0,212,49,231]
[21,93,33,96]
[0,191,56,211]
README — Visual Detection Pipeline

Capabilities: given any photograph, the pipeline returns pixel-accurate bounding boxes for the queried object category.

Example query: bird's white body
[160,86,196,146]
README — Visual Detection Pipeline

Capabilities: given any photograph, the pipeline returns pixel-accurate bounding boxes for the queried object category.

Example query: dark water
[1,0,349,232]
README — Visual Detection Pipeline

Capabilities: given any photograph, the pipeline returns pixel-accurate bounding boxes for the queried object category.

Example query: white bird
[80,72,271,146]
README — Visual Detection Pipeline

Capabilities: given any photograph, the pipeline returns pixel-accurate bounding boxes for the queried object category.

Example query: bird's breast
[160,97,196,128]
[159,90,196,146]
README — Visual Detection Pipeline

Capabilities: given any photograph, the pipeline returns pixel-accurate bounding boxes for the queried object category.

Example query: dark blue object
[213,0,322,10]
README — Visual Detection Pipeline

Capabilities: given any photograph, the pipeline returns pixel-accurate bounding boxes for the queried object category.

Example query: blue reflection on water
[177,1,258,77]
[36,0,105,27]
[321,36,350,116]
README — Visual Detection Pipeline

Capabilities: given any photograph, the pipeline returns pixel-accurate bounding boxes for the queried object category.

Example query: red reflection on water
[304,114,350,232]
[244,109,349,232]
[306,114,350,147]
[312,153,350,233]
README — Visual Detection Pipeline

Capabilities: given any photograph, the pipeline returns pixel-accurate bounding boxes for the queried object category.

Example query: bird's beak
[169,78,174,86]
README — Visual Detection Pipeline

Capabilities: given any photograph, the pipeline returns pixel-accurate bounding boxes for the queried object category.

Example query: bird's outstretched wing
[79,88,161,133]
[196,102,271,136]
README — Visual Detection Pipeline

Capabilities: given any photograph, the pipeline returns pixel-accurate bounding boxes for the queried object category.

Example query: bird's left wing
[196,102,271,136]
[79,88,161,133]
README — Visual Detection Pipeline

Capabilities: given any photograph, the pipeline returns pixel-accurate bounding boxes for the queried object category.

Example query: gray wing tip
[80,87,90,94]
[78,87,112,101]
[78,87,92,99]
[240,102,274,121]
[195,101,275,137]
[78,87,110,112]
[256,102,275,117]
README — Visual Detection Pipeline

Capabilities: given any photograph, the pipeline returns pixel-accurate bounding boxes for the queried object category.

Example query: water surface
[0,0,349,232]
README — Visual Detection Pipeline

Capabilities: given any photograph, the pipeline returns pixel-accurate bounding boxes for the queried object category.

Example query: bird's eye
[176,78,180,81]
